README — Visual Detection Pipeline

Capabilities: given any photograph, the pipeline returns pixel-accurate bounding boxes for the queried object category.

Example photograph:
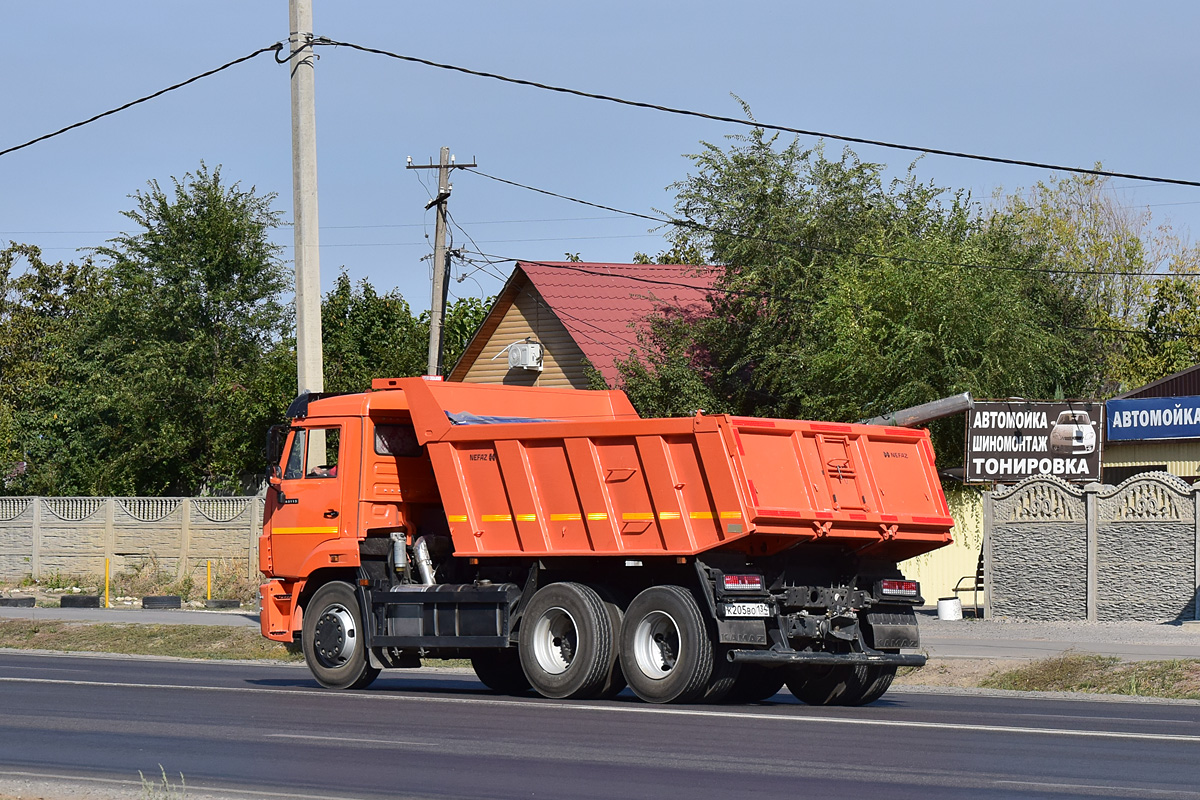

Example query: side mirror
[268,464,283,489]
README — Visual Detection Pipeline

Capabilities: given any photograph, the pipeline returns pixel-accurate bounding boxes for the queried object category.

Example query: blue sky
[3,2,1199,312]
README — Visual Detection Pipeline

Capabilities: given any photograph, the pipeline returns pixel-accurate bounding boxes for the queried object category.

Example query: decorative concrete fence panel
[0,497,264,583]
[986,473,1200,622]
[0,498,35,578]
[987,477,1088,621]
[1096,475,1197,623]
[39,498,109,579]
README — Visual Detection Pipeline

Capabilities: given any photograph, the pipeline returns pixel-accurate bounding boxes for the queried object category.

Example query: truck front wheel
[302,582,380,690]
[518,582,615,699]
[620,586,712,704]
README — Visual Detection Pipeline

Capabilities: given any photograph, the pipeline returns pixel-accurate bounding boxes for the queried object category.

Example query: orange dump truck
[260,378,953,705]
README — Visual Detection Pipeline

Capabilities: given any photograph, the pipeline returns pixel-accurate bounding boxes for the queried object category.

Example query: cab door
[265,425,346,578]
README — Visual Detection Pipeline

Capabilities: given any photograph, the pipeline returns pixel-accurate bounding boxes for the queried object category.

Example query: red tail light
[880,579,918,597]
[723,574,764,591]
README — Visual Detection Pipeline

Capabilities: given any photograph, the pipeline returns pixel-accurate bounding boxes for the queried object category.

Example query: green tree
[442,295,492,372]
[47,163,291,495]
[999,171,1200,393]
[0,243,98,492]
[618,128,1104,462]
[322,270,427,392]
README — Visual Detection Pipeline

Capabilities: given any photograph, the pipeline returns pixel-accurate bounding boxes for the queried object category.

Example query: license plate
[723,602,771,618]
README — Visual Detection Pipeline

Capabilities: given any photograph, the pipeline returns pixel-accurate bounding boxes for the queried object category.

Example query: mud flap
[864,608,920,650]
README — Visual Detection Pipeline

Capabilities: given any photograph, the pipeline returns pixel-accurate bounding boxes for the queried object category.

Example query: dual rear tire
[786,664,896,706]
[517,582,624,699]
[517,582,726,704]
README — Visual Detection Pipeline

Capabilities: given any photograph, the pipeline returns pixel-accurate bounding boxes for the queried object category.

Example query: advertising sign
[965,400,1102,483]
[1106,396,1200,442]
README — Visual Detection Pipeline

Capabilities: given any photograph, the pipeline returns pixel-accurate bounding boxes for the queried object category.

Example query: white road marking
[995,780,1195,797]
[269,733,430,747]
[2,675,1198,744]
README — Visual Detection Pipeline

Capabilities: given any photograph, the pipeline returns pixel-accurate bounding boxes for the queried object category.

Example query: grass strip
[0,619,473,669]
[981,653,1200,699]
[0,619,303,662]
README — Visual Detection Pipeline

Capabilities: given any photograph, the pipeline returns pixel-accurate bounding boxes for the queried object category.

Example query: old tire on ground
[786,664,895,706]
[60,594,100,609]
[519,582,615,699]
[142,595,181,609]
[302,581,380,690]
[0,596,35,608]
[723,664,785,704]
[471,648,532,695]
[620,585,712,704]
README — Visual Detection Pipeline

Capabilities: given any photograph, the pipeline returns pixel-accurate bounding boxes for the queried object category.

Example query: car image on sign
[1049,410,1096,456]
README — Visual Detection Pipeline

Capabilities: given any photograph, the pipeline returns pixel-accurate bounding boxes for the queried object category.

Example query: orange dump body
[394,379,953,562]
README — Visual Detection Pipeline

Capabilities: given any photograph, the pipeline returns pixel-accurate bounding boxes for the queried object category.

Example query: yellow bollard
[207,560,212,601]
[104,558,110,609]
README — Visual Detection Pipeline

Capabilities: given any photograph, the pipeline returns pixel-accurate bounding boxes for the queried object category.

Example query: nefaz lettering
[882,451,909,459]
[468,453,497,462]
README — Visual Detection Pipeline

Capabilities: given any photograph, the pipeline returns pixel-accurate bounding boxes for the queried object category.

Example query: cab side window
[307,428,341,479]
[374,423,421,457]
[283,429,307,480]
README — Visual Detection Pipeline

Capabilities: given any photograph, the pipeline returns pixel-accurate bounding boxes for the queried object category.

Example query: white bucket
[936,597,963,621]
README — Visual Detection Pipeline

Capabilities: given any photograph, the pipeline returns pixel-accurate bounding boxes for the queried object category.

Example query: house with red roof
[447,261,715,388]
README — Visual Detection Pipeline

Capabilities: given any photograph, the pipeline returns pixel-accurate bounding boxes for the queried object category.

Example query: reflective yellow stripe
[586,513,609,521]
[481,514,512,522]
[720,511,742,519]
[550,513,582,521]
[658,511,681,520]
[447,515,468,523]
[516,514,538,522]
[690,512,715,519]
[622,512,654,521]
[272,527,339,535]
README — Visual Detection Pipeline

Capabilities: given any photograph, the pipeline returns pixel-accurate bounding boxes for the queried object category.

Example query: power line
[0,44,284,159]
[313,37,1200,189]
[464,169,1190,280]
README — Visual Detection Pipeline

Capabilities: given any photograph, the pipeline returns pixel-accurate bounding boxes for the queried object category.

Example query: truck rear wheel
[302,582,380,690]
[595,597,627,698]
[620,585,712,704]
[786,664,895,706]
[519,582,615,699]
[471,648,532,695]
[723,664,785,704]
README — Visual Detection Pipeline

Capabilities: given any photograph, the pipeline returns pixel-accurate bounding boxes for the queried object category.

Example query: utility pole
[407,148,476,376]
[289,0,323,399]
[289,0,324,471]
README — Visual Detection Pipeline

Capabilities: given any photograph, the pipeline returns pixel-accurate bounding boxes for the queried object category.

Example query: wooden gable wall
[450,274,591,388]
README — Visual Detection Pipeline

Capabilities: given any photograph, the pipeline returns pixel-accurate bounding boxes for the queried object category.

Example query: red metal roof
[517,261,716,387]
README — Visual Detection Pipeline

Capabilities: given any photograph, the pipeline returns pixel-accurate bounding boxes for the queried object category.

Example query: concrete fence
[0,496,264,583]
[986,473,1200,622]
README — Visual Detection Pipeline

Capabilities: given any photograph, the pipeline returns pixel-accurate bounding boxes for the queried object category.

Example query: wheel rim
[632,610,681,680]
[530,606,578,675]
[312,602,358,668]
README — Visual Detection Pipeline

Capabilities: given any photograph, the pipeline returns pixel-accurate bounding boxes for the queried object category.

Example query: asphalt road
[0,651,1198,800]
